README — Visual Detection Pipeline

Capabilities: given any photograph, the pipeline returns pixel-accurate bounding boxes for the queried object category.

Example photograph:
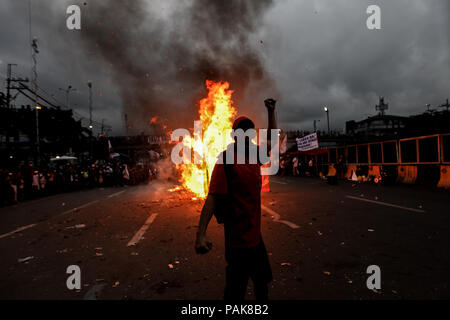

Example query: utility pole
[124,113,129,135]
[59,85,76,109]
[6,64,16,109]
[6,64,29,109]
[31,37,41,164]
[313,119,320,133]
[439,99,449,111]
[5,63,26,147]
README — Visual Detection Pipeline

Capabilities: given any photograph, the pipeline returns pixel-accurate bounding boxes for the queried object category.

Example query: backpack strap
[222,151,234,193]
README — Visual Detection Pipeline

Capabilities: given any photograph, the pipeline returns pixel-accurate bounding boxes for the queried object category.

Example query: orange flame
[177,80,236,198]
[150,116,159,124]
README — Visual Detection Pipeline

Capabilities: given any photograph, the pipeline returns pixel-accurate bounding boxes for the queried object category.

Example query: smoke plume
[80,0,276,134]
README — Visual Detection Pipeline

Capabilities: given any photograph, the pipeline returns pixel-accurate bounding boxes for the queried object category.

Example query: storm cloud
[0,0,448,134]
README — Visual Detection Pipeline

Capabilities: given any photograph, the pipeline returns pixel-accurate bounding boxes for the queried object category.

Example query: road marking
[83,283,106,300]
[127,213,158,247]
[261,205,300,229]
[0,223,38,240]
[1,191,125,241]
[345,195,426,213]
[61,200,99,215]
[107,190,126,198]
[272,180,288,185]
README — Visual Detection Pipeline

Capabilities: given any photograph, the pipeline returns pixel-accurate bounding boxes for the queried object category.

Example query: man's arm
[265,98,277,132]
[195,194,216,254]
[264,98,277,153]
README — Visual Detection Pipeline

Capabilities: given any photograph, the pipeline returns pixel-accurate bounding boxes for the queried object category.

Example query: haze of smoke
[79,0,276,134]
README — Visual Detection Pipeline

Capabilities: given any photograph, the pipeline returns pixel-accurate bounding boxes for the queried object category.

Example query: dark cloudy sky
[1,0,449,135]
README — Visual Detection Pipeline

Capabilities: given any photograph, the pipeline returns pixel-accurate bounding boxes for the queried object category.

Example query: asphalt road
[1,177,450,300]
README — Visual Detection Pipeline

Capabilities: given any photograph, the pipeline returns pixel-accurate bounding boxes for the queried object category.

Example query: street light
[59,85,77,109]
[87,81,93,158]
[324,106,330,135]
[87,81,93,129]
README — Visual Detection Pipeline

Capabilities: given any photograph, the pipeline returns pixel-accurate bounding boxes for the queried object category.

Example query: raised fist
[264,98,276,111]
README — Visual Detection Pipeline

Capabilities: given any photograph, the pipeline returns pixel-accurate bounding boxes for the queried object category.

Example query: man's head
[232,116,255,132]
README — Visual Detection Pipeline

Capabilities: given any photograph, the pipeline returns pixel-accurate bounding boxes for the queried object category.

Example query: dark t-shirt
[208,150,262,249]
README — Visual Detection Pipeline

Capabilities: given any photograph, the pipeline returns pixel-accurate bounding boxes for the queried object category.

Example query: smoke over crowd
[79,0,276,133]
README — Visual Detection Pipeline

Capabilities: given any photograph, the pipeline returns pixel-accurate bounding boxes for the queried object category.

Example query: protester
[0,159,151,207]
[292,156,299,176]
[195,99,276,301]
[279,158,286,177]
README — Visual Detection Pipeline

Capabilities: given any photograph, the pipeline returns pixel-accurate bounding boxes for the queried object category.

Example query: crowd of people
[0,161,154,207]
[279,155,319,177]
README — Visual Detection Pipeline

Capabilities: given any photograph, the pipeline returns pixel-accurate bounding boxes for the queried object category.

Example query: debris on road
[18,256,34,263]
[65,224,86,229]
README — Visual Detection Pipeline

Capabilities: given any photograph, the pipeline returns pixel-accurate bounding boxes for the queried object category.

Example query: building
[346,97,407,139]
[346,97,450,140]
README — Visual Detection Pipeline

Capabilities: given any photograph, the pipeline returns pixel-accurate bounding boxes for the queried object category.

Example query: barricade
[397,165,417,184]
[437,165,450,189]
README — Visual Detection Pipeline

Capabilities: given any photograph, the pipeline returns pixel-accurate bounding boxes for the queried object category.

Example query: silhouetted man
[195,99,277,300]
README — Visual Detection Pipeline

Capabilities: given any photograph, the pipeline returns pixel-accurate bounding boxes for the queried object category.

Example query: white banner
[296,133,319,151]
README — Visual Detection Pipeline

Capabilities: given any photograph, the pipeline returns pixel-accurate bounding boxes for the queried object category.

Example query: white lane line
[61,200,99,215]
[127,213,158,247]
[1,191,125,241]
[83,283,106,300]
[271,180,288,185]
[261,205,300,229]
[0,223,38,240]
[345,195,426,213]
[107,190,126,198]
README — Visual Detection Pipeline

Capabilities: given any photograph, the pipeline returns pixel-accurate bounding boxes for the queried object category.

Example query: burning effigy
[173,80,236,199]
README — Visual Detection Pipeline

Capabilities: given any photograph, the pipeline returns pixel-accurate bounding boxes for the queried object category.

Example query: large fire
[177,80,236,198]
